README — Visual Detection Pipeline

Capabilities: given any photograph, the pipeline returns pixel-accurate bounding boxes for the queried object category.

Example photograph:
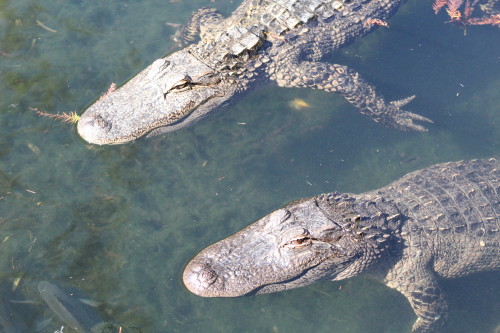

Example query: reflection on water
[0,0,499,332]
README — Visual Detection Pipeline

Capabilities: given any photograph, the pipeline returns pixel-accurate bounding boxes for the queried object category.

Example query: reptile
[183,158,500,332]
[77,0,437,145]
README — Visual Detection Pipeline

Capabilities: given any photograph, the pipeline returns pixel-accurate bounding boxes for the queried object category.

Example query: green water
[0,0,499,332]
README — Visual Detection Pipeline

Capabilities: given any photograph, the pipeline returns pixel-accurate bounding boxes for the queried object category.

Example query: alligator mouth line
[244,263,322,296]
[144,90,229,139]
[244,255,359,296]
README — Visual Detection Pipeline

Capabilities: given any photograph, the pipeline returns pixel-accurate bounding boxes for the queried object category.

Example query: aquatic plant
[31,107,80,124]
[433,0,500,28]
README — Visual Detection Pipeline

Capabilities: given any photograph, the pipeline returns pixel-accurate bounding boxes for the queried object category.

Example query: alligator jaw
[183,255,324,297]
[77,49,232,145]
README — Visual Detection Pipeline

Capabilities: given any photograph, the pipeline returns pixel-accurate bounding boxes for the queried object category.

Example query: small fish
[9,299,39,305]
[38,281,100,333]
[78,298,100,308]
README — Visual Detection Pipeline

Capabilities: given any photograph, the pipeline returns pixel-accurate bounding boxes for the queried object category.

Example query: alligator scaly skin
[77,0,435,145]
[183,158,500,332]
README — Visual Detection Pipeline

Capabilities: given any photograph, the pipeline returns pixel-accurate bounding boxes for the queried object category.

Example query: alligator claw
[394,111,433,132]
[391,95,415,108]
[388,95,433,132]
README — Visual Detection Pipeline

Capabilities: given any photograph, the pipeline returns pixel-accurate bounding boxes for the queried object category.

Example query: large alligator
[183,158,500,332]
[77,0,437,145]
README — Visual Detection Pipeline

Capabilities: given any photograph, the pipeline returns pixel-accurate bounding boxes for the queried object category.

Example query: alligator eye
[170,81,192,91]
[291,237,310,245]
[286,236,312,248]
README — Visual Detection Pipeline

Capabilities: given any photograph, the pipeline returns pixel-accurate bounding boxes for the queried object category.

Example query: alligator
[183,158,500,333]
[77,0,437,145]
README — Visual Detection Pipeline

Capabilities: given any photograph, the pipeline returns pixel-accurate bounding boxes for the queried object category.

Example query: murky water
[0,0,499,332]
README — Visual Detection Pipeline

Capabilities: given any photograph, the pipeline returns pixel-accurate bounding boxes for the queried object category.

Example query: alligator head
[183,196,376,297]
[77,49,237,145]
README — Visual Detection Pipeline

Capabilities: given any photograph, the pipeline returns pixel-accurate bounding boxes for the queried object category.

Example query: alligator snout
[183,259,220,297]
[77,113,112,145]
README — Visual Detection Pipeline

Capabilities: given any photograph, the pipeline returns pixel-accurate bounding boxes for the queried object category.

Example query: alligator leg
[385,258,448,332]
[168,8,225,47]
[273,61,432,132]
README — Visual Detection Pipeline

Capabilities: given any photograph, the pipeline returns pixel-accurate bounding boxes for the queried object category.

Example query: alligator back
[367,158,500,278]
[190,0,402,72]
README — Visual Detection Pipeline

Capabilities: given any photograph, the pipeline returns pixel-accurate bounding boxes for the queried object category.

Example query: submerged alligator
[183,158,500,332]
[78,0,437,145]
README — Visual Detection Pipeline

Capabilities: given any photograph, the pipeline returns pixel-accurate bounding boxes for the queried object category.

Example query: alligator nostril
[93,115,111,130]
[200,266,218,284]
[183,261,219,296]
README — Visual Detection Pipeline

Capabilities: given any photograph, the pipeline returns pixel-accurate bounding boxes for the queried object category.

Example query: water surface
[0,0,499,332]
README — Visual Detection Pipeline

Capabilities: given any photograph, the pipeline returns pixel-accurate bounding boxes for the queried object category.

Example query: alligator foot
[387,255,448,333]
[383,95,433,132]
[167,7,224,47]
[274,60,433,132]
